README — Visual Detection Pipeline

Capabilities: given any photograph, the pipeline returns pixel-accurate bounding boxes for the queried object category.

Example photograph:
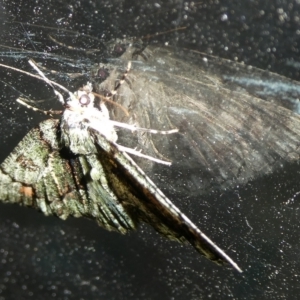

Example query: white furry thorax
[60,82,118,155]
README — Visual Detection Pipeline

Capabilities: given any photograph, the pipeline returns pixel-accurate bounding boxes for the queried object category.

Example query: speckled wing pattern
[0,119,136,232]
[94,44,300,194]
[0,99,241,272]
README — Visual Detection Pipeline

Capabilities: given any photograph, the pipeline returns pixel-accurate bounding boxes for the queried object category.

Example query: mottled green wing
[0,119,135,233]
[0,119,241,272]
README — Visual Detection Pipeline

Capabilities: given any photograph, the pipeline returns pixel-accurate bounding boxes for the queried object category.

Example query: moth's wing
[95,45,300,193]
[0,118,240,270]
[179,49,300,114]
[88,127,241,272]
[0,119,136,233]
[149,47,300,190]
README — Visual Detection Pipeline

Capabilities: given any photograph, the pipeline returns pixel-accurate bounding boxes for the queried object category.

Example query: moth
[2,23,300,274]
[0,59,242,273]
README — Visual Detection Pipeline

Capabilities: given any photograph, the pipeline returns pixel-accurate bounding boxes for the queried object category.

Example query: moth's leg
[115,144,172,165]
[131,43,152,61]
[108,119,178,135]
[16,98,62,116]
[108,61,132,98]
[111,38,151,61]
[92,61,133,115]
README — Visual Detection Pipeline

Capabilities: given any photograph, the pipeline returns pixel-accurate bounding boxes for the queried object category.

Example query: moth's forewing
[0,115,241,271]
[0,118,137,231]
[88,126,241,269]
[93,44,300,196]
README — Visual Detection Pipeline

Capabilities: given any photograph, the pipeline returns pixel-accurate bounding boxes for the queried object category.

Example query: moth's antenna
[0,62,72,95]
[28,59,66,105]
[0,61,74,108]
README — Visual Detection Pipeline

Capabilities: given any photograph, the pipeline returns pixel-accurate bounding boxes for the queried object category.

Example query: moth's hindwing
[94,44,300,195]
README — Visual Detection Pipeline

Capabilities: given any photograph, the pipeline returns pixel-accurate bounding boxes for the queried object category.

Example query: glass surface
[1,0,300,299]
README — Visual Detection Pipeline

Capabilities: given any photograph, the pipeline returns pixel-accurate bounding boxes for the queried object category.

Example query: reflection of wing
[0,119,241,271]
[94,45,300,194]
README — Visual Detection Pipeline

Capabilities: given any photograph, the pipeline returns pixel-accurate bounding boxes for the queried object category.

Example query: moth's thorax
[60,85,118,155]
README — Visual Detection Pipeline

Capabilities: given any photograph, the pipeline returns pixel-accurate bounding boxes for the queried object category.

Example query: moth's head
[69,82,95,109]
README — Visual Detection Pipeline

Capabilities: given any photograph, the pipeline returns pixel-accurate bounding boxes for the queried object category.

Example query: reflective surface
[1,0,300,299]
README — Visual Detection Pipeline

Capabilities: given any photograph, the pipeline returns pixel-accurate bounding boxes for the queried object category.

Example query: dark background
[1,0,300,299]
